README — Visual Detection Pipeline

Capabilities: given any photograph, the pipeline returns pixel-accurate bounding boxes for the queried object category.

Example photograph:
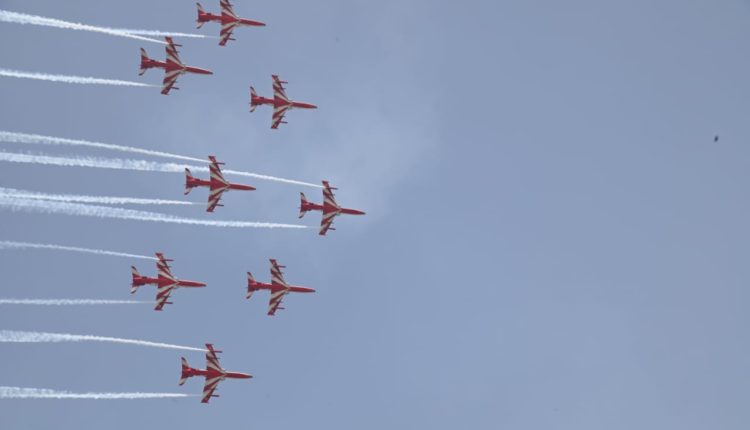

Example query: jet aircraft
[250,75,317,129]
[247,259,315,316]
[300,181,365,235]
[185,156,256,212]
[139,37,213,95]
[131,253,206,311]
[196,1,265,46]
[180,343,252,403]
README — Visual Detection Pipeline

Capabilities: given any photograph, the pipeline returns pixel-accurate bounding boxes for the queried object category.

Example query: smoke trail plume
[0,187,193,206]
[0,299,148,305]
[0,131,204,163]
[0,330,205,352]
[114,29,211,39]
[0,9,172,43]
[0,69,157,87]
[0,386,194,400]
[0,193,307,229]
[0,149,322,188]
[0,240,155,260]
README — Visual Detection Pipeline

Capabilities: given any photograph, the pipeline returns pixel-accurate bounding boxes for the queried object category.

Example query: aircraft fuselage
[251,95,317,110]
[183,366,252,381]
[302,201,366,216]
[186,177,255,192]
[132,275,206,289]
[141,58,213,75]
[198,11,265,27]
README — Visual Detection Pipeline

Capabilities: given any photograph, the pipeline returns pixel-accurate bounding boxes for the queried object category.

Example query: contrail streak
[0,9,168,44]
[0,387,194,400]
[0,131,205,162]
[115,30,212,39]
[0,330,205,352]
[0,299,148,305]
[0,194,307,230]
[0,240,156,260]
[0,69,157,88]
[0,187,194,206]
[0,149,322,188]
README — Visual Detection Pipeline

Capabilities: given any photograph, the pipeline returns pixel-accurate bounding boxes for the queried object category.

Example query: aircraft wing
[272,75,289,101]
[220,0,237,17]
[156,253,175,280]
[319,211,337,236]
[205,344,224,373]
[207,187,227,212]
[219,22,238,46]
[154,283,176,311]
[161,69,183,95]
[201,376,223,403]
[322,181,339,207]
[271,105,289,129]
[267,288,288,316]
[270,259,287,287]
[165,37,184,66]
[209,157,228,184]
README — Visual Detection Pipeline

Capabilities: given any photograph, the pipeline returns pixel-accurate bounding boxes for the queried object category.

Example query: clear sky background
[1,0,750,428]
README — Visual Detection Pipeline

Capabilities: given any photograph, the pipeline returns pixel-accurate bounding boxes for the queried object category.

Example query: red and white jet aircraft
[139,37,213,95]
[300,181,365,235]
[179,343,252,403]
[196,1,265,46]
[250,75,317,129]
[131,253,206,311]
[185,156,255,212]
[247,259,315,316]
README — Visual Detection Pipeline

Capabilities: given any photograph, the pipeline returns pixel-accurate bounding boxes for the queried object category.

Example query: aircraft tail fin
[196,3,206,28]
[249,86,258,112]
[184,168,194,195]
[130,266,141,294]
[299,192,309,218]
[139,48,149,75]
[246,272,257,299]
[179,357,190,385]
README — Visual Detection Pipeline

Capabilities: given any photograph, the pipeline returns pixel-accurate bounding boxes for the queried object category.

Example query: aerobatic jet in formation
[247,259,315,316]
[250,75,317,129]
[139,37,213,95]
[131,253,206,311]
[300,181,365,235]
[180,343,252,403]
[196,0,266,46]
[185,156,256,212]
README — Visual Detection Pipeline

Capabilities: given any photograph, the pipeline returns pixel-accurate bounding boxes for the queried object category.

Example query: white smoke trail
[0,149,322,188]
[0,9,167,43]
[0,386,194,400]
[0,69,157,88]
[0,330,205,352]
[0,194,307,230]
[0,240,156,260]
[0,131,204,163]
[115,29,212,39]
[0,187,193,206]
[0,299,148,305]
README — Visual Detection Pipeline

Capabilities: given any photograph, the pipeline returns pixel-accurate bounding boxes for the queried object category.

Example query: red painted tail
[139,48,150,75]
[184,168,194,195]
[130,266,141,294]
[196,3,206,28]
[247,272,258,299]
[299,192,309,218]
[179,357,190,385]
[249,87,259,112]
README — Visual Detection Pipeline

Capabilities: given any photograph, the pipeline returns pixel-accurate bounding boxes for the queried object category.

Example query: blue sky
[1,0,750,428]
